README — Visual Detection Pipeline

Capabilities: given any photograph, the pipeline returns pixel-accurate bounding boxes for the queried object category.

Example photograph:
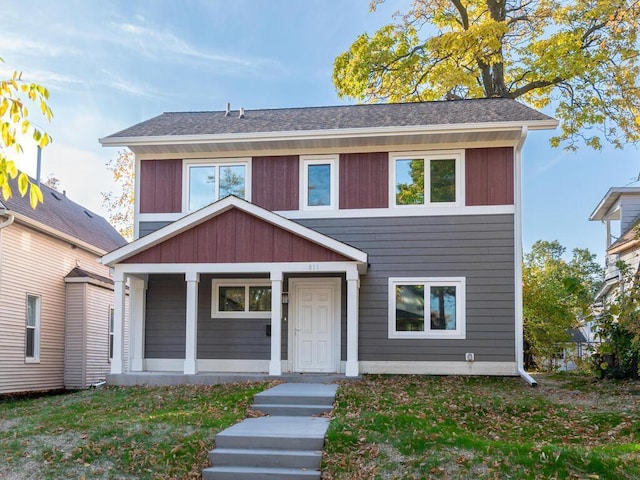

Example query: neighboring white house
[0,177,127,394]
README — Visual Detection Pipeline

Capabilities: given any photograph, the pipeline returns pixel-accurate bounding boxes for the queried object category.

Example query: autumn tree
[102,149,134,241]
[334,0,640,150]
[0,58,52,207]
[522,240,602,370]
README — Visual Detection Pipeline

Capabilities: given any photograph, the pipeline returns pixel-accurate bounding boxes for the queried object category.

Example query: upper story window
[300,155,338,210]
[184,159,250,211]
[390,151,464,207]
[388,277,466,339]
[25,294,41,362]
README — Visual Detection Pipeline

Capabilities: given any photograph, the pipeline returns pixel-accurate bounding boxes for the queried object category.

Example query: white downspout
[0,208,15,230]
[514,126,537,387]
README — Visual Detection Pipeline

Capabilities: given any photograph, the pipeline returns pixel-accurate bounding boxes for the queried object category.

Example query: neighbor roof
[103,98,555,140]
[0,176,127,253]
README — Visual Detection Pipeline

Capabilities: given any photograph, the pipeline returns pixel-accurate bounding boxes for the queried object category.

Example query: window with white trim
[212,280,272,318]
[108,307,114,360]
[388,277,466,339]
[25,294,41,361]
[184,159,249,211]
[391,151,463,207]
[300,155,338,210]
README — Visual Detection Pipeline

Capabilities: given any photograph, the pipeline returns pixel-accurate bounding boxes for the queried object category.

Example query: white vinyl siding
[0,222,113,394]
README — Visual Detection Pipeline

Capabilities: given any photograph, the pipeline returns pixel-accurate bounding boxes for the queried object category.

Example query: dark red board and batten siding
[123,208,350,264]
[139,159,182,213]
[465,147,514,206]
[136,147,514,215]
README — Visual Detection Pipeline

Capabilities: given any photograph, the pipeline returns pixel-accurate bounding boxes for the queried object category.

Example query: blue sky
[2,0,639,261]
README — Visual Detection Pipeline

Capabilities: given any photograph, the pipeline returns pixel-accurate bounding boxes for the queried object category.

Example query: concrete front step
[214,416,330,451]
[251,403,332,417]
[252,383,338,407]
[209,447,322,469]
[202,465,320,480]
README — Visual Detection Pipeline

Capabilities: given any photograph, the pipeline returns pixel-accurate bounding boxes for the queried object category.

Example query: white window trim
[388,277,466,339]
[212,279,272,318]
[25,294,41,363]
[389,150,465,208]
[300,155,338,211]
[108,306,114,361]
[182,158,252,212]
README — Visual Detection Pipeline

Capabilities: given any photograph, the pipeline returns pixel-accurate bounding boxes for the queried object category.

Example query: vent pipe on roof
[239,107,245,119]
[225,102,231,117]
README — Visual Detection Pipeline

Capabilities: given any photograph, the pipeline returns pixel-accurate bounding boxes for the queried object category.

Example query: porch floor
[106,372,360,387]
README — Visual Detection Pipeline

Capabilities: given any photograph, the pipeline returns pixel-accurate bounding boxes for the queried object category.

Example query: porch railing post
[111,272,126,375]
[269,272,283,376]
[184,272,200,375]
[130,275,147,372]
[346,268,360,377]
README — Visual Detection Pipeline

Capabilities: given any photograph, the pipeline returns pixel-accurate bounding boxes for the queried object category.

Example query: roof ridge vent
[224,102,231,117]
[239,107,245,119]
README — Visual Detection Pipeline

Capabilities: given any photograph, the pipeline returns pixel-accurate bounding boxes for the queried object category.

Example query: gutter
[0,208,15,230]
[99,119,559,148]
[513,126,538,387]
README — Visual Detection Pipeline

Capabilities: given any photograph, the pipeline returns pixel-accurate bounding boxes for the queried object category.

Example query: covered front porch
[103,197,367,381]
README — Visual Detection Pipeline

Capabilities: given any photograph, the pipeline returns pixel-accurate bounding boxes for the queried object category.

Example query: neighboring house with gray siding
[0,178,126,394]
[100,99,556,382]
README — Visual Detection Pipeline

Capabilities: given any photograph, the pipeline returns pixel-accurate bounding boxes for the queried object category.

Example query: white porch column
[129,275,147,372]
[184,272,200,375]
[269,272,283,376]
[345,267,360,377]
[111,271,127,375]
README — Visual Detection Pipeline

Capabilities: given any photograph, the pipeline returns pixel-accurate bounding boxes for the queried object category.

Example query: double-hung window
[389,277,465,339]
[300,155,338,210]
[185,159,249,211]
[109,307,114,360]
[212,280,272,318]
[391,151,463,207]
[25,294,41,361]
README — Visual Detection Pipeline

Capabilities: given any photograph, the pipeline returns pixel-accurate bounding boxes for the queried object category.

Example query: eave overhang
[590,187,640,221]
[101,196,368,272]
[100,120,558,156]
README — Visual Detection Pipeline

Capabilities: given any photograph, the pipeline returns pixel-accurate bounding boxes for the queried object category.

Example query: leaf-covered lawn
[0,382,271,480]
[324,374,640,479]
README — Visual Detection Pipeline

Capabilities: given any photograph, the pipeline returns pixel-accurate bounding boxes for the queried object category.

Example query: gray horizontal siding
[197,274,270,360]
[297,214,516,363]
[139,221,171,238]
[145,274,186,359]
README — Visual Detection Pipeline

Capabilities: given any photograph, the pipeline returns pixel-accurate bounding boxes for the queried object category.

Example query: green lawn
[0,382,271,479]
[2,375,638,479]
[323,374,640,479]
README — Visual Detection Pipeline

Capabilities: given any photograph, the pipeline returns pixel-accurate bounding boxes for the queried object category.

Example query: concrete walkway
[203,383,338,480]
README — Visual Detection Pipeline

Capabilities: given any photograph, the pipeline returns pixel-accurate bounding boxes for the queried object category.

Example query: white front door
[290,278,340,373]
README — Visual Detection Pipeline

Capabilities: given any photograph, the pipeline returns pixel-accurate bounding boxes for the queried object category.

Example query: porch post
[269,271,283,376]
[184,272,200,375]
[346,267,360,377]
[129,275,147,372]
[111,271,126,375]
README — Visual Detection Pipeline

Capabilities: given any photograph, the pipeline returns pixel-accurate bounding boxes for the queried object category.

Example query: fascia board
[99,119,558,148]
[101,196,368,266]
[11,212,107,256]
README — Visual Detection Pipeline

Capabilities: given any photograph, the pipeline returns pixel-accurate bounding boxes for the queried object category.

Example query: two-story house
[0,177,127,394]
[100,99,556,384]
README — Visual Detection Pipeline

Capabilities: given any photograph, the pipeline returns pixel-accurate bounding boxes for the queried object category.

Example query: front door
[290,278,340,373]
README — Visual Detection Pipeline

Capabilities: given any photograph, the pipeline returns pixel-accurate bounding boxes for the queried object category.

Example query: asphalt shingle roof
[105,98,554,139]
[0,176,127,253]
